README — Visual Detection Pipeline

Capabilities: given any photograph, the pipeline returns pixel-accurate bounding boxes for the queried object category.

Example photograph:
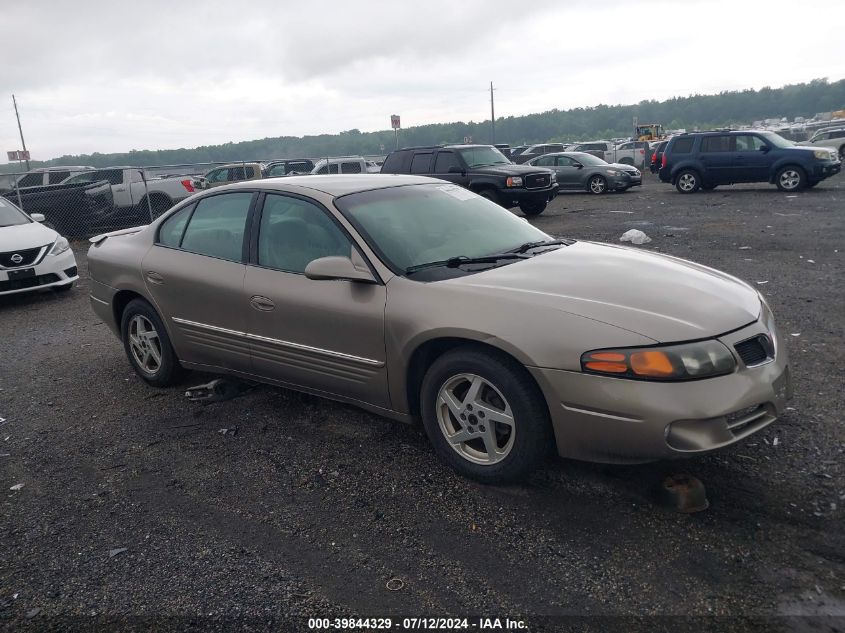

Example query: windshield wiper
[406,253,528,274]
[507,239,571,254]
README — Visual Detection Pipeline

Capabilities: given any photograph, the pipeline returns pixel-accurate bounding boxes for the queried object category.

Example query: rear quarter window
[671,137,694,154]
[410,153,433,174]
[381,151,410,174]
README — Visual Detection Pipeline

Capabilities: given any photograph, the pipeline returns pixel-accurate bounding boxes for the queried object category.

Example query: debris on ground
[108,547,128,558]
[757,281,769,284]
[619,229,652,245]
[26,608,41,619]
[656,474,709,513]
[739,246,752,250]
[9,483,24,491]
[218,428,238,437]
[386,578,404,591]
[790,333,801,337]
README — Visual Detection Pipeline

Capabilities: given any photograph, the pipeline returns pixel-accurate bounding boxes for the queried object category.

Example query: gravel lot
[2,173,843,632]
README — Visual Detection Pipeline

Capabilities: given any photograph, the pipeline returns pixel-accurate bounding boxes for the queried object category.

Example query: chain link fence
[0,157,387,239]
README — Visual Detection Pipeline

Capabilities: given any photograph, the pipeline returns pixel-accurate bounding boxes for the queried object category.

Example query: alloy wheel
[678,173,697,192]
[128,314,162,374]
[779,169,801,190]
[589,176,606,194]
[436,373,516,465]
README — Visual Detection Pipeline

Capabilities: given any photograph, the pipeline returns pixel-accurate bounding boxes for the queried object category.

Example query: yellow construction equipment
[636,123,664,141]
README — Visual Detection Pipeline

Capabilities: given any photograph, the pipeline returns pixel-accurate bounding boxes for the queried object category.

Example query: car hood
[473,163,552,176]
[447,241,760,343]
[0,221,58,252]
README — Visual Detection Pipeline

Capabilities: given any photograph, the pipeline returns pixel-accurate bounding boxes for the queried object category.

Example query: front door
[142,191,256,372]
[243,192,389,407]
[554,155,583,188]
[431,150,468,186]
[733,134,771,182]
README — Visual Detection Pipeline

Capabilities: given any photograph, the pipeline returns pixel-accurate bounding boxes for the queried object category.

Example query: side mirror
[448,166,465,175]
[305,256,377,284]
[572,162,583,169]
[759,145,770,153]
[31,213,46,222]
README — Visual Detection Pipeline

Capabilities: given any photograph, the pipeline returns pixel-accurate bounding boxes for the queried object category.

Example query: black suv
[380,144,558,215]
[659,130,841,193]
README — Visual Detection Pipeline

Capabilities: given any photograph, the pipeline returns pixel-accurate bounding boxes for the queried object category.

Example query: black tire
[519,201,546,216]
[775,166,806,192]
[53,283,73,293]
[587,175,608,195]
[419,346,552,483]
[477,189,502,206]
[120,298,186,387]
[675,169,701,194]
[839,145,845,161]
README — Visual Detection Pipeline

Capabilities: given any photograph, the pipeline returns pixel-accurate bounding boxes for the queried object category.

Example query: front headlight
[506,176,523,187]
[49,236,70,256]
[550,172,557,181]
[814,149,832,160]
[606,169,619,176]
[581,340,736,381]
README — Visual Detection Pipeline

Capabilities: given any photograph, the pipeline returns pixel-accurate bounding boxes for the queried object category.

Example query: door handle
[250,295,275,311]
[145,271,164,285]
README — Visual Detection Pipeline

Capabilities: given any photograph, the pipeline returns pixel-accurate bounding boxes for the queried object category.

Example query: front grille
[0,273,60,292]
[734,335,773,367]
[0,246,45,269]
[525,173,551,189]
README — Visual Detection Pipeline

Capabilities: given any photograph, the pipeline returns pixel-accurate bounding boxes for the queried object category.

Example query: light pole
[490,81,496,144]
[12,95,31,171]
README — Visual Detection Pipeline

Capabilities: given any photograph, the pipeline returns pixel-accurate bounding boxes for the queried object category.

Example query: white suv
[311,157,381,174]
[0,197,78,296]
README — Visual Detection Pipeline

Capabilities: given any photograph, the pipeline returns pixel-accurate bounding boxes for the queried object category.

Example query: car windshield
[0,197,30,226]
[572,153,608,166]
[759,132,795,148]
[335,184,552,276]
[458,146,511,168]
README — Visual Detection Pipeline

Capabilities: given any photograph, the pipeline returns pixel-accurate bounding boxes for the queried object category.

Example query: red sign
[390,115,400,129]
[7,150,30,161]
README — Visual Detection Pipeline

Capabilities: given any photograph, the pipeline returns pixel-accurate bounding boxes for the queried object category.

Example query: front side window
[48,171,70,184]
[341,161,362,174]
[534,155,555,167]
[258,194,351,273]
[180,192,252,262]
[433,152,461,173]
[335,184,550,275]
[205,168,229,183]
[315,163,340,175]
[457,146,510,168]
[735,135,767,151]
[245,166,256,178]
[556,156,576,167]
[618,143,633,150]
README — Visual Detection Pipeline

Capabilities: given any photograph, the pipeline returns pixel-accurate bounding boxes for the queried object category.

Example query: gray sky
[3,0,844,161]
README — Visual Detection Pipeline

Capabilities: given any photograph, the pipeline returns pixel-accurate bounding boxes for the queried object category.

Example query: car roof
[219,174,441,196]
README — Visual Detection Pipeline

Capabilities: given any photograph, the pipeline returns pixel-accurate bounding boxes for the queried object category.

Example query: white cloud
[1,0,843,160]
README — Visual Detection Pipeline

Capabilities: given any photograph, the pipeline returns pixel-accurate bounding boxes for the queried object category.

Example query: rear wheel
[121,298,186,387]
[420,347,552,483]
[675,170,700,193]
[519,201,546,216]
[588,175,607,194]
[775,166,806,192]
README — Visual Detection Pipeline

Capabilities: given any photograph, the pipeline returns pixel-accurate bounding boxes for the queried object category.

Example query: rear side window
[410,153,433,174]
[831,130,845,139]
[180,193,253,262]
[158,205,193,247]
[381,151,409,173]
[671,137,694,154]
[16,173,43,187]
[341,161,362,174]
[701,136,733,152]
[48,171,70,184]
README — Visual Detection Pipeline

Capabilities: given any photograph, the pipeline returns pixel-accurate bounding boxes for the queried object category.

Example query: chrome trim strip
[172,317,384,367]
[90,295,110,306]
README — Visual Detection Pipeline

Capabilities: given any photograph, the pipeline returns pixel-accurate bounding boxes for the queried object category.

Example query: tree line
[6,78,844,172]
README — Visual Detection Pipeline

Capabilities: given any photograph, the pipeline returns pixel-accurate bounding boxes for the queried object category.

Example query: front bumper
[503,184,559,205]
[812,161,841,179]
[0,248,78,296]
[529,318,792,464]
[610,173,642,190]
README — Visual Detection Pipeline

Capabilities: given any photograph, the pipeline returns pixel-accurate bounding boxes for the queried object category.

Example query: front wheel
[121,298,186,387]
[775,166,806,192]
[420,347,552,483]
[675,170,700,193]
[588,175,608,194]
[519,201,546,216]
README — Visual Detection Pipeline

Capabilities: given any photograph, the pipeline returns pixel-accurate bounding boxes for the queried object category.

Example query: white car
[311,157,381,174]
[0,197,78,296]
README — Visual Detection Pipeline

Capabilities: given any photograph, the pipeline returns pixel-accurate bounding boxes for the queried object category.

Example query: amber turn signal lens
[584,361,628,373]
[630,351,676,377]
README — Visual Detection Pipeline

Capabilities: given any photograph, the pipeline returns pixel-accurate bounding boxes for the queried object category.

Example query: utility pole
[490,81,496,145]
[12,95,30,170]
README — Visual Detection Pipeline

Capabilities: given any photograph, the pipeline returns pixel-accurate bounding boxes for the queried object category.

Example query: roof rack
[396,145,445,151]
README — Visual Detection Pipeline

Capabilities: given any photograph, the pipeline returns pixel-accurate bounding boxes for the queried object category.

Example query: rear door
[733,134,771,182]
[698,135,734,183]
[142,191,255,372]
[243,192,389,406]
[409,152,433,176]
